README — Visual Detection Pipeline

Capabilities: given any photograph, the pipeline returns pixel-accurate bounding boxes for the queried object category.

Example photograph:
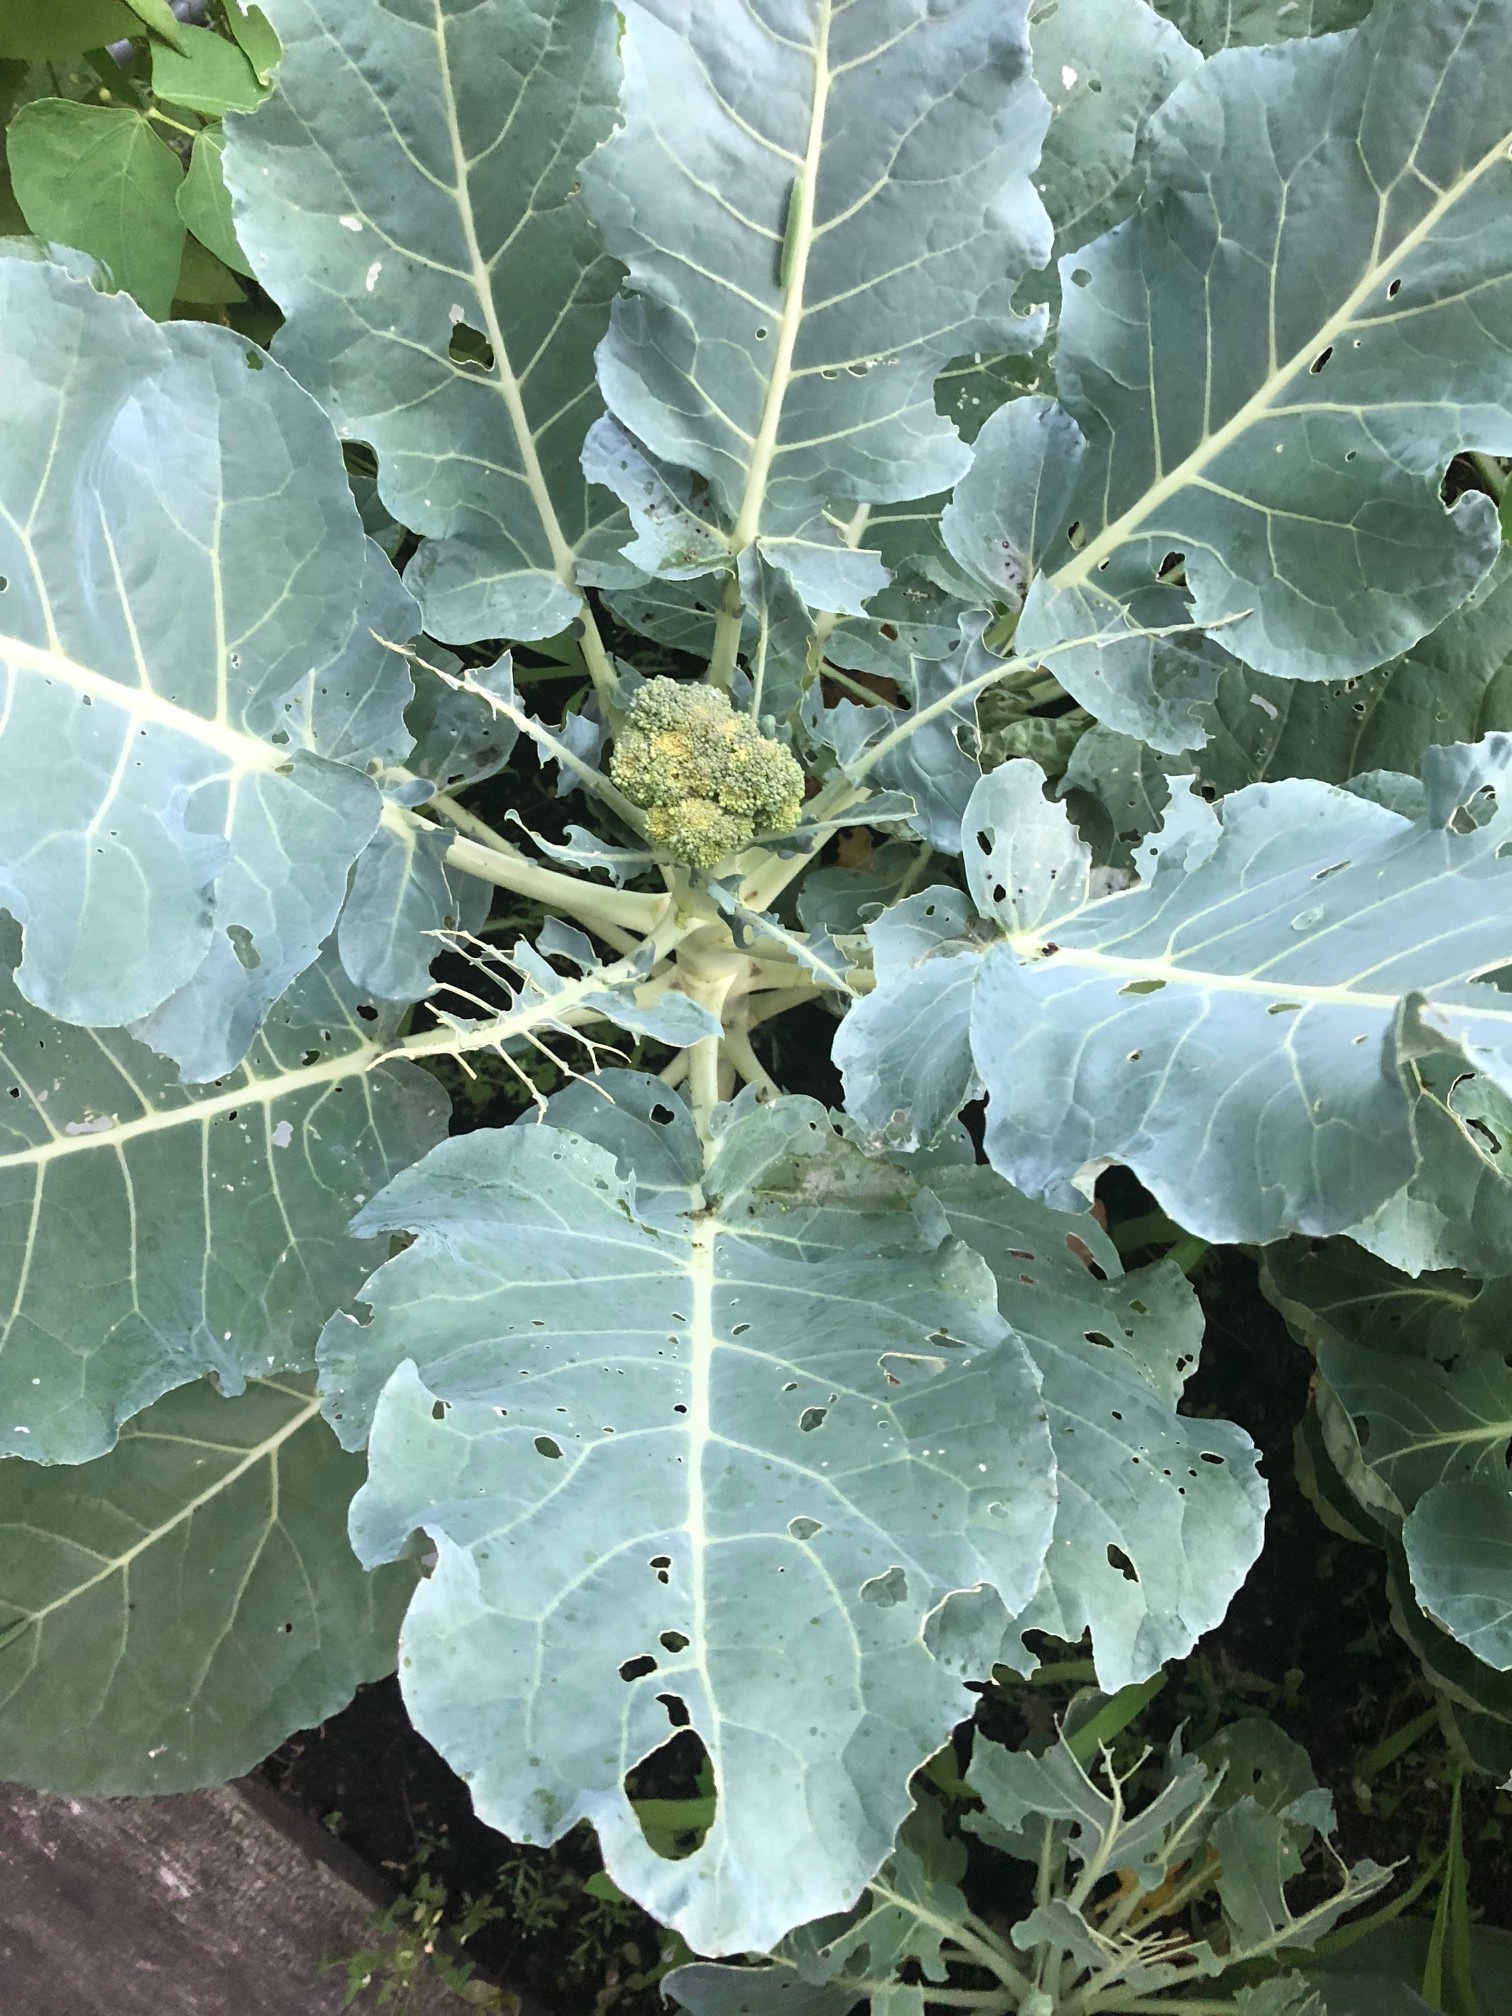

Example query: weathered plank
[0,1777,542,2015]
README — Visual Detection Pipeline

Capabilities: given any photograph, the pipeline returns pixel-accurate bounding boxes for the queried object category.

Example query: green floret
[610,677,805,869]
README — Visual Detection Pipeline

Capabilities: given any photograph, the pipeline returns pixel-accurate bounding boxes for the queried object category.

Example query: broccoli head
[609,677,806,869]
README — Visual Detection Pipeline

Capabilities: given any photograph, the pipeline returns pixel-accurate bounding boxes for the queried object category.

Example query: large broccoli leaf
[0,928,446,1466]
[223,0,622,643]
[329,1080,1058,1953]
[0,1374,414,1793]
[842,742,1512,1245]
[1008,0,1512,747]
[1264,1238,1512,1365]
[0,256,418,1076]
[579,0,1052,623]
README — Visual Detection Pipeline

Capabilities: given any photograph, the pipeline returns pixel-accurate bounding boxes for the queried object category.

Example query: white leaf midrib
[431,0,584,597]
[0,632,283,772]
[727,0,835,557]
[0,950,646,1176]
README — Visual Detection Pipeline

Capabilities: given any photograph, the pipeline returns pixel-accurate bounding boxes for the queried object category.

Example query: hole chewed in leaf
[861,1565,909,1607]
[626,1730,715,1862]
[447,319,495,371]
[1107,1544,1139,1583]
[227,924,261,971]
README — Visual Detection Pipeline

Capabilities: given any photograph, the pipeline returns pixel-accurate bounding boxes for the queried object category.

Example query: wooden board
[0,1777,548,2015]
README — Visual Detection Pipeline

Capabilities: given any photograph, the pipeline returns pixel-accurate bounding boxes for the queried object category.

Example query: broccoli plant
[4,0,1512,1992]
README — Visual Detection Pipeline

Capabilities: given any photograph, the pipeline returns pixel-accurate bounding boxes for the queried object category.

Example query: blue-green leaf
[1019,0,1512,748]
[1154,0,1369,52]
[329,1086,1056,1952]
[580,0,1052,612]
[844,741,1512,1244]
[336,819,490,1004]
[808,618,1005,851]
[1028,0,1202,259]
[0,932,446,1466]
[0,258,414,1073]
[1405,1480,1512,1671]
[223,0,622,642]
[925,1163,1264,1688]
[940,396,1086,609]
[0,1374,414,1793]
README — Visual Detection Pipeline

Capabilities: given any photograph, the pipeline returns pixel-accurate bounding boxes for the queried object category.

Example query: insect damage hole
[1106,1545,1139,1583]
[860,1565,909,1607]
[625,1730,715,1861]
[447,319,495,371]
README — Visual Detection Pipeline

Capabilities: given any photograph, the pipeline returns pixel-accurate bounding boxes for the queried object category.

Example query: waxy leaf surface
[924,1157,1265,1689]
[581,0,1052,610]
[336,1082,1057,1953]
[1027,0,1201,264]
[1017,0,1512,747]
[0,258,417,1076]
[844,745,1512,1245]
[0,929,447,1466]
[225,0,622,641]
[1154,0,1369,51]
[1269,1241,1512,1671]
[0,1375,414,1792]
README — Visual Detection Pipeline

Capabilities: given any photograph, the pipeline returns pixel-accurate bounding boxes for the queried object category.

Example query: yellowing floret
[610,678,805,869]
